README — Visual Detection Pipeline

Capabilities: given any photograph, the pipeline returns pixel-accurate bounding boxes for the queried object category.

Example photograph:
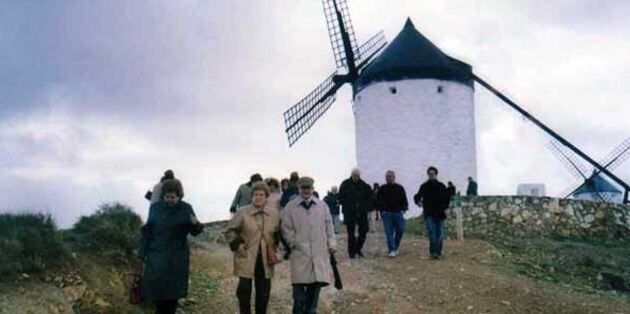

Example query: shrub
[0,213,68,276]
[69,203,142,260]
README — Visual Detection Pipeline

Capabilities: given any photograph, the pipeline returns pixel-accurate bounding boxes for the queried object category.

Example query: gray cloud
[1,0,628,227]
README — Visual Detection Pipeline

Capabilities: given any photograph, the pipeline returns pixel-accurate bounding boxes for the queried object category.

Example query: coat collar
[243,204,271,216]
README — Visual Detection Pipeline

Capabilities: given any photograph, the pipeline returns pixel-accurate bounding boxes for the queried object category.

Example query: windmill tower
[353,19,476,201]
[283,0,630,206]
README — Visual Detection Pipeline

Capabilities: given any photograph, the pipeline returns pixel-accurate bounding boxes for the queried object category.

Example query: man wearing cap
[282,176,336,314]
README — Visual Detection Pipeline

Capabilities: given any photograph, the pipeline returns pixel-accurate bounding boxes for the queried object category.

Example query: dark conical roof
[355,18,473,92]
[573,174,622,195]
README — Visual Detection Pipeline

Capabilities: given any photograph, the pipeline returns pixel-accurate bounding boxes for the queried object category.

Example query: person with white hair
[338,168,372,259]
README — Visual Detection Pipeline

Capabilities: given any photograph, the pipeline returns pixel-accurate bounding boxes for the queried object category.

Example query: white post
[455,207,464,241]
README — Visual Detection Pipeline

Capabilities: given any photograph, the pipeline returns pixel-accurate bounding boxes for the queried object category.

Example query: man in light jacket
[282,176,336,314]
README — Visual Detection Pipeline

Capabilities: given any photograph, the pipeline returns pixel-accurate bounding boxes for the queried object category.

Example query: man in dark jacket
[280,171,300,208]
[414,166,450,259]
[339,168,372,259]
[323,186,341,234]
[466,176,478,196]
[376,170,408,258]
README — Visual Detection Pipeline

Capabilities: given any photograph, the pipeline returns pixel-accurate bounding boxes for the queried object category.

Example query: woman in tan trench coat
[225,182,281,314]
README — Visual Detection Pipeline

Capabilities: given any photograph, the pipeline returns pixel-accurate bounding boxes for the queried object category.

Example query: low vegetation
[0,203,143,279]
[491,236,630,295]
[0,213,68,276]
[67,203,143,261]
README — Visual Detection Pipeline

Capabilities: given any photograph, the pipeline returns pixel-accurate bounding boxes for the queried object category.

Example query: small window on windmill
[437,85,443,93]
[389,86,397,94]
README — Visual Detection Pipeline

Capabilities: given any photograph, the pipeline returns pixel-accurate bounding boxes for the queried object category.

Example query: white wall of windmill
[573,191,624,204]
[353,79,477,216]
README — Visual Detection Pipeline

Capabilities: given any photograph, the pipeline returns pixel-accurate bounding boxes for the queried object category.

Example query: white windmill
[282,0,630,207]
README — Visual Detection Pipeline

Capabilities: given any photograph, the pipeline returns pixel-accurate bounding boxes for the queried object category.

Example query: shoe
[349,255,356,260]
[430,253,438,260]
[394,250,399,257]
[388,251,396,258]
[357,251,365,258]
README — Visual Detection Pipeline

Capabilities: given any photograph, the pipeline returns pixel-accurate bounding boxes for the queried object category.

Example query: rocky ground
[1,222,629,313]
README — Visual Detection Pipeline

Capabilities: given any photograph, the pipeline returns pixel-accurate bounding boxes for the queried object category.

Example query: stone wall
[446,196,630,238]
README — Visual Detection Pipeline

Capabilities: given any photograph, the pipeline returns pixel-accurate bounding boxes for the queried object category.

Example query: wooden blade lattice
[284,71,342,146]
[322,0,360,69]
[356,30,387,69]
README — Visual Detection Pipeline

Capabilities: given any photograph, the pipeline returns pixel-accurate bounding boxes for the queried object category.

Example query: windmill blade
[547,141,589,181]
[284,71,344,146]
[356,30,387,70]
[549,140,591,178]
[600,136,630,171]
[322,0,360,70]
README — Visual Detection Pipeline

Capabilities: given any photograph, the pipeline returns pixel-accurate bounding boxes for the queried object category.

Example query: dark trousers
[292,283,322,314]
[345,211,369,257]
[425,216,445,256]
[153,299,178,314]
[237,249,271,314]
[382,211,405,252]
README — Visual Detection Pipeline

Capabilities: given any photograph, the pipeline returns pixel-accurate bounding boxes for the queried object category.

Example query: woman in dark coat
[139,179,204,314]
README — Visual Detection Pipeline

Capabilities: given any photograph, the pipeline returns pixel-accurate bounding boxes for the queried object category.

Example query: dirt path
[187,226,630,314]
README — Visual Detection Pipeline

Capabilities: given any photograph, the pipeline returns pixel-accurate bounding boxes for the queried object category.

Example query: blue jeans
[381,211,405,252]
[292,284,321,314]
[425,216,445,256]
[332,215,340,233]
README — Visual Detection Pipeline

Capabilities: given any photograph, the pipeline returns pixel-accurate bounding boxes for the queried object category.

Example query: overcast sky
[1,0,629,228]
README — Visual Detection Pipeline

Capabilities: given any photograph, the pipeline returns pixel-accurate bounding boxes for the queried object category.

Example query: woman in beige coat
[225,182,281,314]
[282,176,336,314]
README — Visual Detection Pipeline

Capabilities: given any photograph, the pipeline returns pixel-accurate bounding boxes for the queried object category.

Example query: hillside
[1,220,630,313]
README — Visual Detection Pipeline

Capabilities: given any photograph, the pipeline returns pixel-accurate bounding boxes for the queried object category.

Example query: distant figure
[280,172,300,208]
[339,168,372,259]
[147,170,176,205]
[323,186,341,234]
[265,178,282,212]
[230,173,263,213]
[281,177,336,314]
[139,179,204,314]
[446,181,457,199]
[466,176,478,196]
[376,170,408,258]
[280,178,290,192]
[225,182,281,314]
[370,183,380,232]
[414,166,450,260]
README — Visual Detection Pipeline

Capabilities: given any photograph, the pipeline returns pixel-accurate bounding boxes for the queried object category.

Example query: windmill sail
[356,30,387,69]
[322,0,360,69]
[284,71,344,146]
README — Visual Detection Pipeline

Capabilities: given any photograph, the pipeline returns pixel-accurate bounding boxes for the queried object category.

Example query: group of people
[136,168,480,314]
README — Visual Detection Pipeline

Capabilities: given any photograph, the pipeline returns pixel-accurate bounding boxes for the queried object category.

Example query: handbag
[266,242,281,266]
[129,262,144,304]
[263,214,281,266]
